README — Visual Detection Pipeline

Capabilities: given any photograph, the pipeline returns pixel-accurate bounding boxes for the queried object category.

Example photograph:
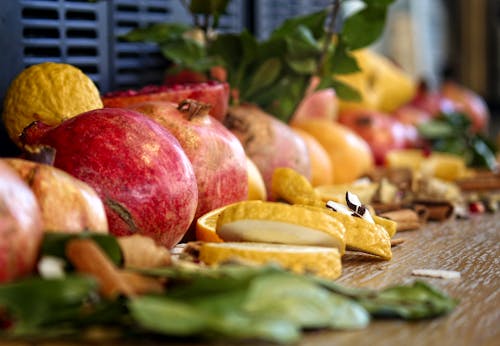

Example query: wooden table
[2,213,499,346]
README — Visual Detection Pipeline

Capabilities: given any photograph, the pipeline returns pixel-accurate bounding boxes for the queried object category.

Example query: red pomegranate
[338,110,410,165]
[102,81,230,122]
[21,108,198,248]
[129,100,248,223]
[224,104,311,198]
[0,160,43,283]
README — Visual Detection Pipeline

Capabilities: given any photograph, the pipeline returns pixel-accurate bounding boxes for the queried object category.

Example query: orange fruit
[2,62,103,146]
[293,120,374,184]
[195,204,228,242]
[246,156,267,201]
[291,127,334,186]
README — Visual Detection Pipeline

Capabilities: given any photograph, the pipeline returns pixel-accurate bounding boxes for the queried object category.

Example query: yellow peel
[216,201,346,254]
[271,167,323,206]
[199,242,342,280]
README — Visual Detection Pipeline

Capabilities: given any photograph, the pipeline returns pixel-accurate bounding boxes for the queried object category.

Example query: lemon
[2,62,103,146]
[216,200,346,254]
[199,242,342,280]
[315,182,378,204]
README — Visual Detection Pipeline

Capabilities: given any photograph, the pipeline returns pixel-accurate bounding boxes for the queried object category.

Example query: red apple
[440,81,490,133]
[128,100,248,223]
[338,110,409,165]
[21,108,198,248]
[0,160,43,283]
[224,104,311,198]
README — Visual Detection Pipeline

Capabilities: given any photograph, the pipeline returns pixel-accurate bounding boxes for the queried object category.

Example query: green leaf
[286,57,317,74]
[342,6,389,49]
[0,275,98,335]
[323,78,362,101]
[160,39,206,66]
[41,232,123,266]
[358,281,459,319]
[418,120,455,139]
[121,23,190,43]
[243,58,282,98]
[271,10,328,39]
[470,137,498,170]
[328,40,361,75]
[285,26,321,58]
[244,273,370,330]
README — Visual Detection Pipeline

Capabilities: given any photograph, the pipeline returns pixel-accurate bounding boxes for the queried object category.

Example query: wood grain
[1,214,499,346]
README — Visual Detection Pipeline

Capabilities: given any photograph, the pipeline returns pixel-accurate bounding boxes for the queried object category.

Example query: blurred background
[0,0,499,155]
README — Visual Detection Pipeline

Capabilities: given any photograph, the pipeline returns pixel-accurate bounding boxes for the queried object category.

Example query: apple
[3,158,108,234]
[21,108,198,248]
[128,100,248,224]
[0,160,43,283]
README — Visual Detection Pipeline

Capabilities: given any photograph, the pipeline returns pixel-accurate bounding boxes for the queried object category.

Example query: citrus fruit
[2,62,103,146]
[293,120,374,184]
[198,242,342,279]
[215,200,346,253]
[315,182,378,204]
[246,156,267,201]
[195,204,230,242]
[291,127,334,186]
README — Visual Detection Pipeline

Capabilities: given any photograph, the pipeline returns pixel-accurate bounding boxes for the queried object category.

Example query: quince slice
[215,200,346,254]
[199,242,342,280]
[271,167,323,206]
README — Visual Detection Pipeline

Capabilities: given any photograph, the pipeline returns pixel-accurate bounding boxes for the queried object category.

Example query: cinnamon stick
[380,209,421,231]
[66,238,135,299]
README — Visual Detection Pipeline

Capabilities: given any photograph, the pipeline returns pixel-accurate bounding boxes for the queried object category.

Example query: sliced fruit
[323,209,392,260]
[195,204,231,242]
[102,81,230,122]
[216,201,346,253]
[271,167,323,206]
[198,242,342,280]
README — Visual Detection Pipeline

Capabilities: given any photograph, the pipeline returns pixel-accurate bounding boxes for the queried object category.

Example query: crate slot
[23,26,60,38]
[66,28,97,39]
[24,46,62,58]
[22,7,59,20]
[65,9,96,21]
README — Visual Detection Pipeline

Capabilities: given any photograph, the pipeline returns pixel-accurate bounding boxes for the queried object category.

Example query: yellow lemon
[2,62,103,146]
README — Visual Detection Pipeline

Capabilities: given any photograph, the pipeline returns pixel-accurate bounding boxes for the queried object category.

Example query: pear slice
[199,242,342,280]
[215,201,346,254]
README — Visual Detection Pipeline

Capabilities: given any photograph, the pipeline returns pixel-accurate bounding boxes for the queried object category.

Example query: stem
[317,0,341,77]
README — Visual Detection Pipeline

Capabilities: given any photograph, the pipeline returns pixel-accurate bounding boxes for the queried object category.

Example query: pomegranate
[128,100,248,223]
[3,158,108,234]
[21,108,198,248]
[338,110,410,165]
[102,81,230,122]
[410,82,457,117]
[0,160,43,283]
[224,104,311,198]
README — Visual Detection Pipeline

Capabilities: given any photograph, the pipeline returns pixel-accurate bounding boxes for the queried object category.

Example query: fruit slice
[271,167,322,206]
[102,81,230,122]
[195,204,230,242]
[323,209,392,260]
[246,156,267,201]
[198,242,342,280]
[215,201,346,253]
[315,182,378,204]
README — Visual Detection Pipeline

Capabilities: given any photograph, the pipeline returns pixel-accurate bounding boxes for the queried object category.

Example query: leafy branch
[122,0,395,122]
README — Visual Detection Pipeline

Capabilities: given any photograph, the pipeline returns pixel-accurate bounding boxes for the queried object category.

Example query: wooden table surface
[2,213,499,346]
